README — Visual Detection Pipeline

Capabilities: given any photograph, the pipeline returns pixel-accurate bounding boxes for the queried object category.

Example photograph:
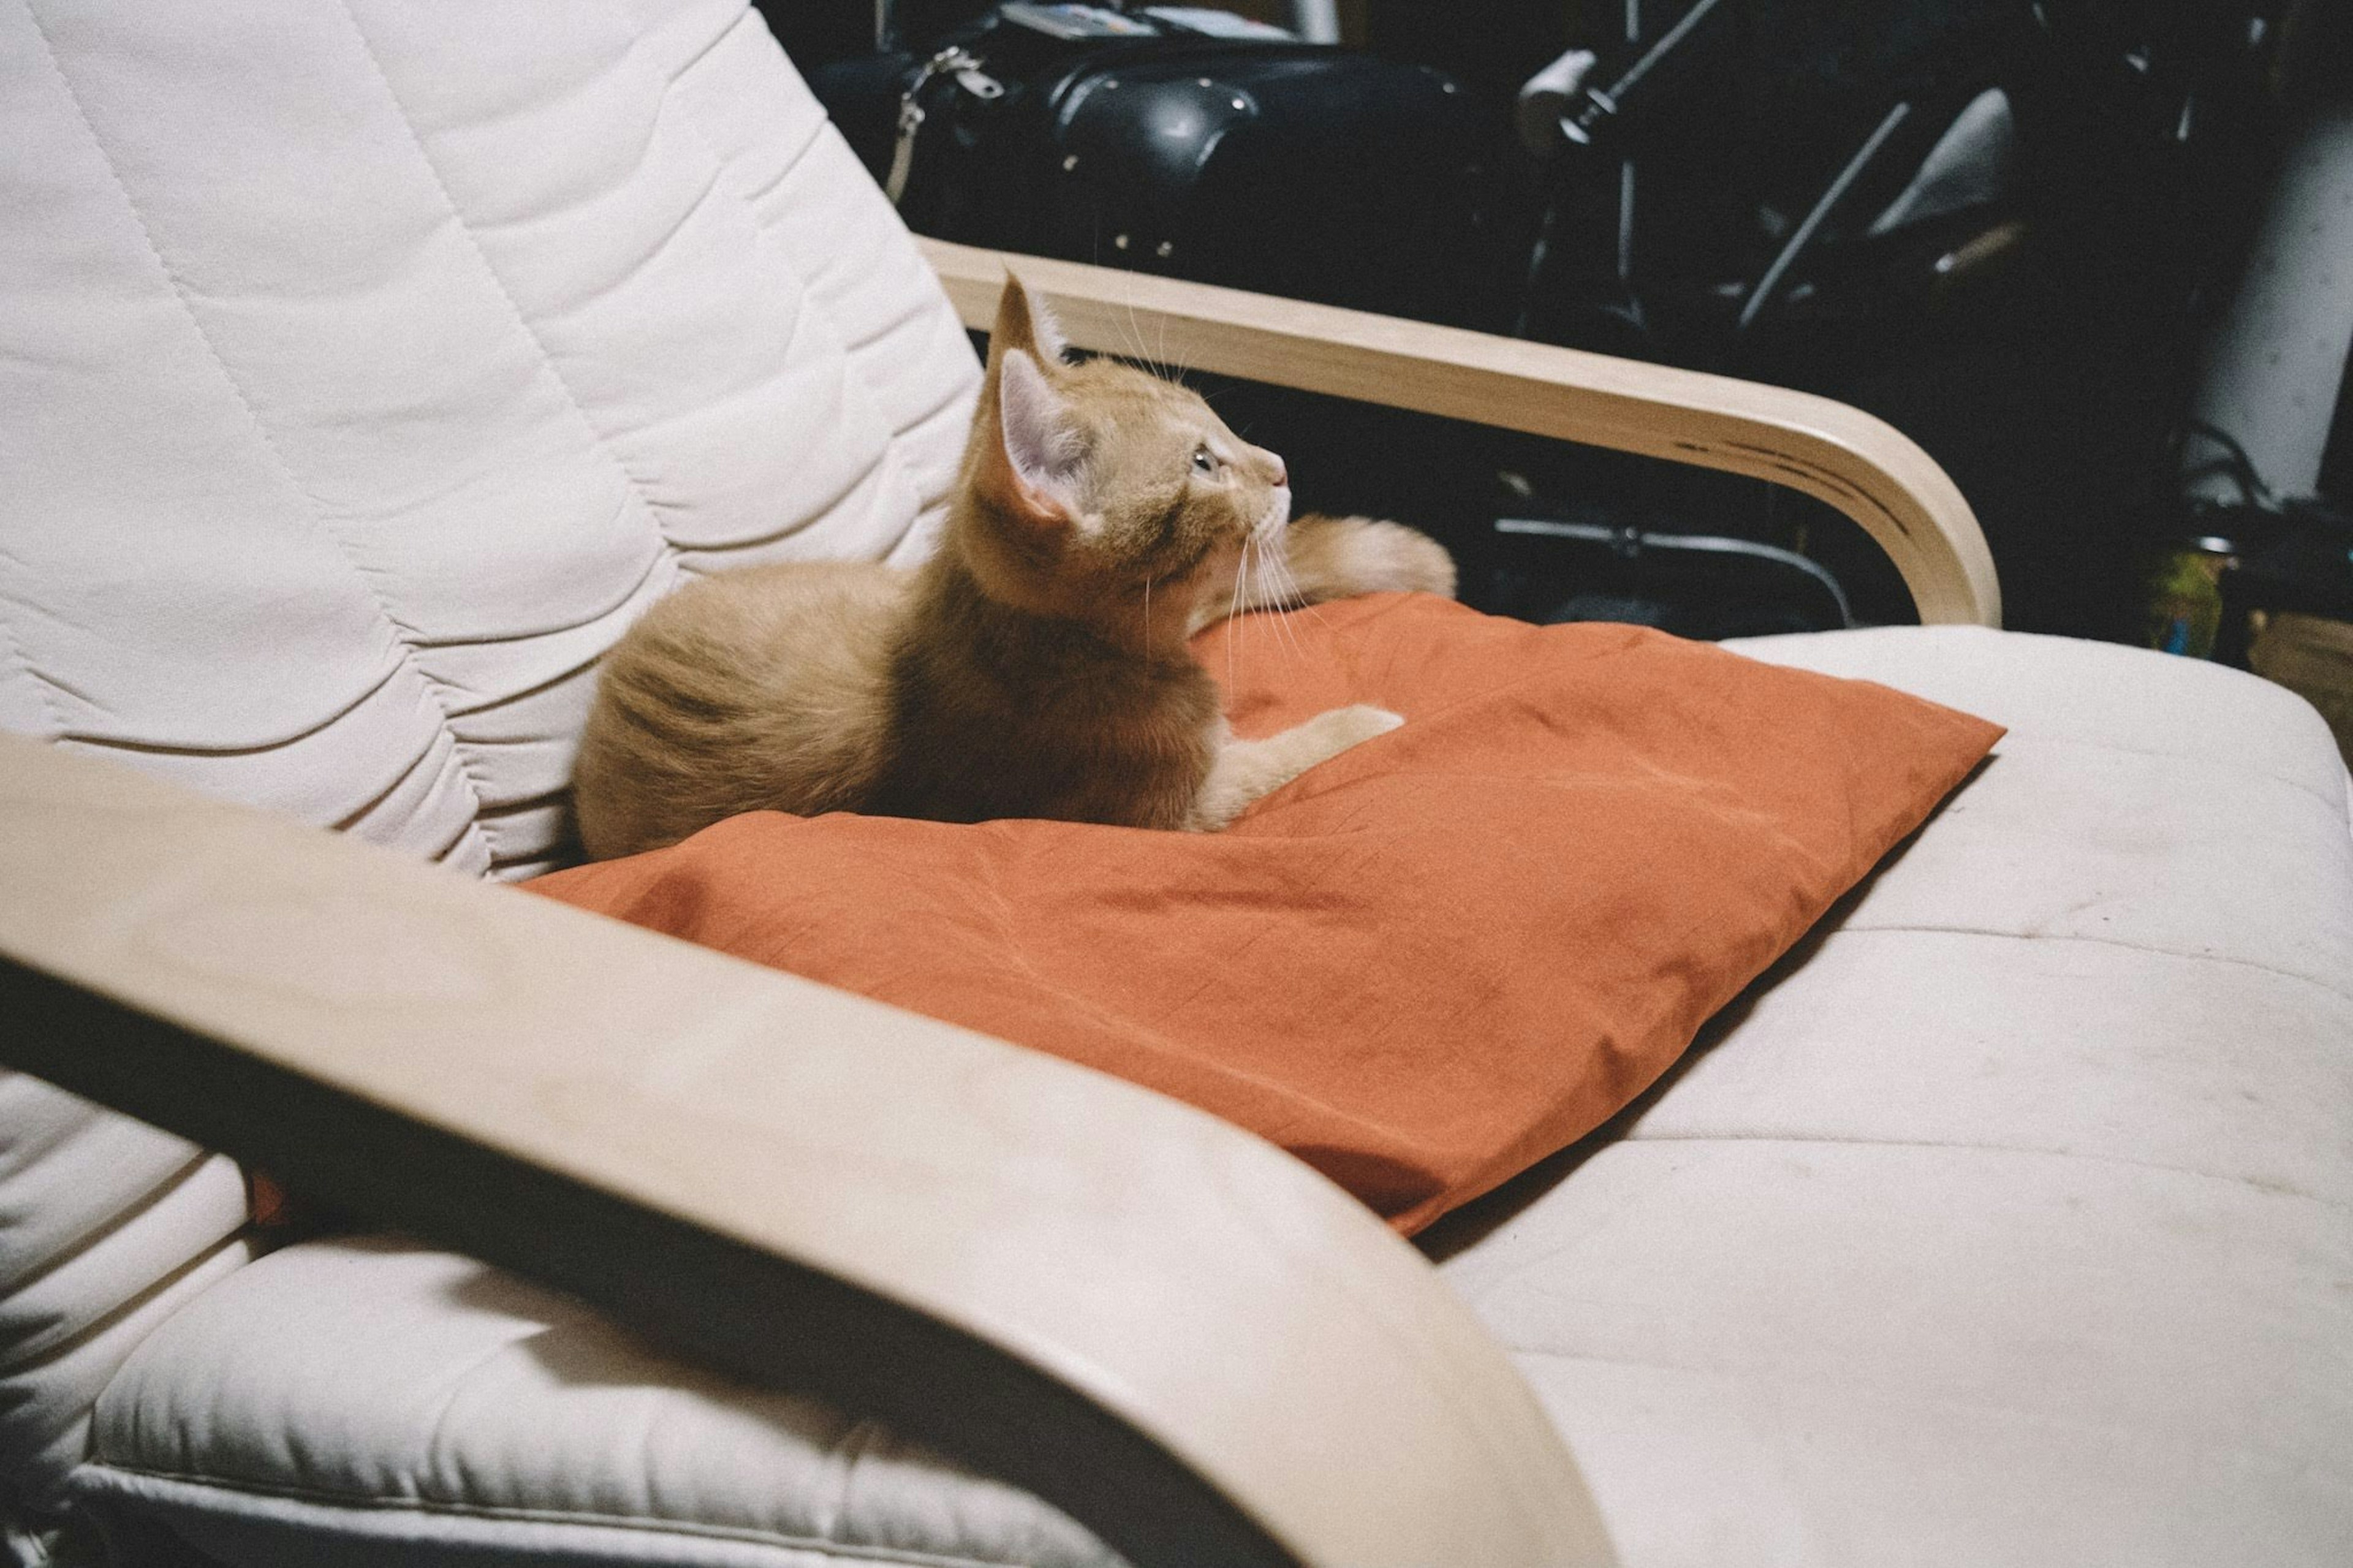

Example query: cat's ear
[978,348,1084,531]
[991,273,1070,367]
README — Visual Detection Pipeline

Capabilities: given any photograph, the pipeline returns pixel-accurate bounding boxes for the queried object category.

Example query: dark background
[765,1,2353,644]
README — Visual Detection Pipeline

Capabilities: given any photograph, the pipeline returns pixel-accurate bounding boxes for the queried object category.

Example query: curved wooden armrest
[0,732,1615,1568]
[920,237,2002,629]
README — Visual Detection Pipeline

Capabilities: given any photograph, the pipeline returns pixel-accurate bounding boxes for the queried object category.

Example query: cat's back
[574,561,907,859]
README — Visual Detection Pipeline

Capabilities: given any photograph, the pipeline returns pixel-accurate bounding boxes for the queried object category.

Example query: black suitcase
[809,8,1507,328]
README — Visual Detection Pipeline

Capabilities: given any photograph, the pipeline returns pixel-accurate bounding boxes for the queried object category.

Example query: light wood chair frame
[0,243,1998,1568]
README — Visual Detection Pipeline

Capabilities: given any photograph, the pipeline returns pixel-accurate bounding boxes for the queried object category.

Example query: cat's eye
[1191,447,1221,476]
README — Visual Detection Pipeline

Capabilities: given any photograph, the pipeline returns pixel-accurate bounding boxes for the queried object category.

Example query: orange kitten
[572,275,1456,860]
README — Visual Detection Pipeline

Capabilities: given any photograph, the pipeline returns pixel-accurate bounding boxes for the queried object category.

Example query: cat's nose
[1266,458,1289,488]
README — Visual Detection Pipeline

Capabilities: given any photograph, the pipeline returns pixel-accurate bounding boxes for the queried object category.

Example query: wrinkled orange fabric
[532,595,2001,1233]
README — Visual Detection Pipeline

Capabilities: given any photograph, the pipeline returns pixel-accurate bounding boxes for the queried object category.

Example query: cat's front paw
[1309,703,1405,756]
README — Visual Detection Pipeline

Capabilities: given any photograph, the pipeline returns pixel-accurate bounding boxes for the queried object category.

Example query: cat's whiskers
[1270,544,1331,637]
[1241,537,1268,670]
[1256,526,1326,634]
[1240,504,1313,659]
[1226,538,1248,694]
[1262,542,1309,662]
[1155,301,1185,381]
[1245,535,1303,665]
[1116,287,1169,382]
[1241,536,1268,648]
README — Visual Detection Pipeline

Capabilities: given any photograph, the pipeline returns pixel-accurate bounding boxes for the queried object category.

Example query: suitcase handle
[886,45,1004,206]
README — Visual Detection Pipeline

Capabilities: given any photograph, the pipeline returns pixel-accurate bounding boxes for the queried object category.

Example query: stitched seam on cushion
[612,0,887,574]
[639,0,966,558]
[6,1233,247,1386]
[70,1463,1071,1568]
[661,0,749,88]
[330,0,687,589]
[20,3,496,871]
[400,522,668,657]
[1833,923,2353,1007]
[1732,638,2349,808]
[1494,1347,2353,1479]
[1987,729,2351,814]
[1610,1129,2353,1213]
[816,1418,884,1540]
[412,1330,569,1503]
[841,294,936,359]
[0,1150,217,1327]
[0,547,72,738]
[330,734,463,835]
[635,2,893,531]
[0,1093,97,1185]
[53,661,404,759]
[0,604,68,736]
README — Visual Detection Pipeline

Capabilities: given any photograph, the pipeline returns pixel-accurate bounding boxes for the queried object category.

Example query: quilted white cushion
[1433,627,2353,1567]
[0,0,979,882]
[56,629,2353,1568]
[69,1238,1118,1568]
[0,0,979,1555]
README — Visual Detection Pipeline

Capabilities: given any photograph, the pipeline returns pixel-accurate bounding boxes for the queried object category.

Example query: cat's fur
[572,275,1456,860]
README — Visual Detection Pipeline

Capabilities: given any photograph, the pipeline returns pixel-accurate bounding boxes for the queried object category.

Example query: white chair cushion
[1432,627,2353,1567]
[61,628,2352,1566]
[69,1237,1118,1568]
[0,0,979,882]
[1,3,977,1545]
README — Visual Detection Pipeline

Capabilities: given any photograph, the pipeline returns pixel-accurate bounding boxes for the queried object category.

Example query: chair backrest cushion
[0,0,980,880]
[0,0,977,1528]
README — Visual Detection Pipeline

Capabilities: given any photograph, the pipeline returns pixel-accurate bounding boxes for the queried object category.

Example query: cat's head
[949,275,1290,645]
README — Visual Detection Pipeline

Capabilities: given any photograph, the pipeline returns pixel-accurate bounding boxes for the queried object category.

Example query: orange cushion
[531,595,1999,1233]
